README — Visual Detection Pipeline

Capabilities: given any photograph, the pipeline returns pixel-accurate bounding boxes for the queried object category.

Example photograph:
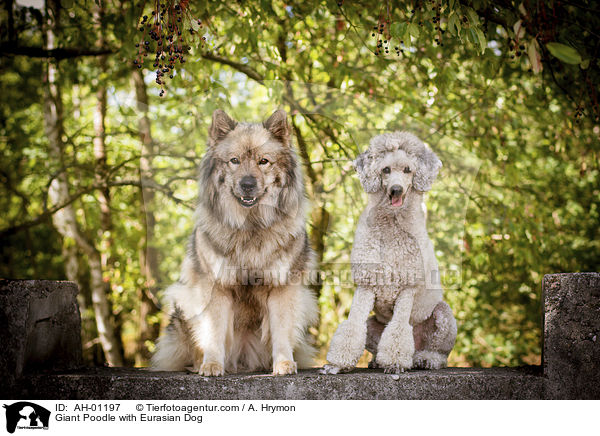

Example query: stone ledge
[14,367,543,400]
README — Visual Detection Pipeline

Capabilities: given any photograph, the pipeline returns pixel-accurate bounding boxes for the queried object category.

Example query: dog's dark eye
[230,157,240,165]
[258,158,269,165]
[382,167,391,174]
[403,166,411,173]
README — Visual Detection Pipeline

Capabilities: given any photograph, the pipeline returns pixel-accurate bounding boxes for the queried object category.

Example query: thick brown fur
[151,110,318,376]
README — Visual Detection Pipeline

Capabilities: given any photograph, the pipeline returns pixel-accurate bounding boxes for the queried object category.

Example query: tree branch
[291,115,318,186]
[0,44,115,59]
[201,52,264,82]
[0,185,97,239]
[0,179,193,239]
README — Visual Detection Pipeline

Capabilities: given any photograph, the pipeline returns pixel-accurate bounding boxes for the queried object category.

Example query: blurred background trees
[1,0,598,367]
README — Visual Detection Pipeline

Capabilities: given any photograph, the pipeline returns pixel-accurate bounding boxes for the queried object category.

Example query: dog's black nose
[390,185,403,197]
[240,175,257,193]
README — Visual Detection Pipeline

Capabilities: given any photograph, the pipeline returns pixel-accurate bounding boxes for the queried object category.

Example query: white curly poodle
[323,132,457,374]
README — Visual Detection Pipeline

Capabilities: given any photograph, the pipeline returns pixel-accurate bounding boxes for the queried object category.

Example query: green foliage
[1,0,599,367]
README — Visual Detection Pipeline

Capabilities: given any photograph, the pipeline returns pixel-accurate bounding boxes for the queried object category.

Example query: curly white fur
[323,132,457,374]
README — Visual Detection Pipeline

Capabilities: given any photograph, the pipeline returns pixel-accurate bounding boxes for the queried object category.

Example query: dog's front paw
[326,320,366,370]
[376,326,414,372]
[382,364,407,374]
[199,361,225,376]
[319,364,353,375]
[376,347,413,372]
[413,351,448,370]
[273,360,297,376]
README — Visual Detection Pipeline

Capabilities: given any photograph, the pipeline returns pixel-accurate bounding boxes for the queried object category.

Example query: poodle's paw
[326,320,367,369]
[199,361,225,376]
[320,364,353,375]
[375,325,414,371]
[413,351,448,370]
[383,364,407,374]
[273,360,297,376]
[376,349,413,372]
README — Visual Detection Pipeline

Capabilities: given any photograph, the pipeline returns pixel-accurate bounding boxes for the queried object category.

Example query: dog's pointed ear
[209,109,237,144]
[353,150,381,193]
[413,145,442,192]
[263,110,290,145]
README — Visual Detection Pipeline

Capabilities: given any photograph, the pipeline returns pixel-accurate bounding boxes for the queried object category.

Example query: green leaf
[468,28,478,45]
[474,28,486,54]
[466,7,480,26]
[390,22,407,38]
[190,19,200,32]
[408,23,420,38]
[513,20,525,40]
[528,40,543,74]
[546,42,582,64]
[580,59,590,69]
[447,13,460,37]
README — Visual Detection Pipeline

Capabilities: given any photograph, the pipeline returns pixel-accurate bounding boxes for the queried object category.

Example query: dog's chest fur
[227,285,268,331]
[374,212,424,275]
[199,216,305,273]
[366,211,426,320]
[190,220,309,333]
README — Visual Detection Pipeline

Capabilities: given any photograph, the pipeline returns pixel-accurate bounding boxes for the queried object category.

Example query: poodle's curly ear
[413,145,442,192]
[353,151,381,193]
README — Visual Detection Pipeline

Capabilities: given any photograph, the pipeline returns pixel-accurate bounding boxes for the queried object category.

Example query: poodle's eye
[382,167,391,174]
[258,158,269,165]
[403,166,411,173]
[230,157,240,165]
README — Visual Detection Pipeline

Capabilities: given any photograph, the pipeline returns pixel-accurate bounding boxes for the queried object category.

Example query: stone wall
[1,273,598,399]
[543,273,600,399]
[0,280,82,396]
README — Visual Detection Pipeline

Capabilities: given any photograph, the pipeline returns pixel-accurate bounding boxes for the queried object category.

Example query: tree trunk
[292,116,328,299]
[93,33,111,252]
[44,0,123,366]
[132,68,161,365]
[92,0,127,363]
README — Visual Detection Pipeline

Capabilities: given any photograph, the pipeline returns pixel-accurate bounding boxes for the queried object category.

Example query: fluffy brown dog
[151,109,318,376]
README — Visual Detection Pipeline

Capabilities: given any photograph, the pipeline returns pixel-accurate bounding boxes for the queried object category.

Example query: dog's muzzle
[237,175,259,207]
[389,185,405,207]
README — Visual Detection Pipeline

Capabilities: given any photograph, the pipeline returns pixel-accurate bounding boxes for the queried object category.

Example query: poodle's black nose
[240,175,257,194]
[390,185,403,197]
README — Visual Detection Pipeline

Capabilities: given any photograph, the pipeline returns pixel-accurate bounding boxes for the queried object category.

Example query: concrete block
[0,279,83,393]
[543,273,600,399]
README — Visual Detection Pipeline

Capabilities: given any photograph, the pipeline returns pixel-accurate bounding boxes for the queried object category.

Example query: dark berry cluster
[372,21,390,56]
[133,0,205,96]
[432,2,443,46]
[508,38,526,59]
[371,1,449,57]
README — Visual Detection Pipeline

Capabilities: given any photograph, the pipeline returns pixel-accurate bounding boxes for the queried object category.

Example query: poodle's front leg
[376,288,417,373]
[322,286,375,374]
